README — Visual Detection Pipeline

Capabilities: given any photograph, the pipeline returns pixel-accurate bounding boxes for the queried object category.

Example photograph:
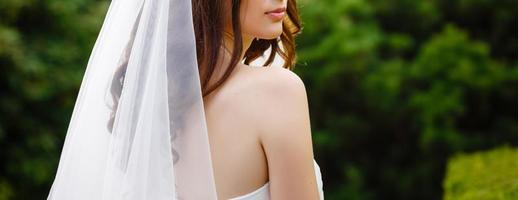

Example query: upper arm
[255,68,319,200]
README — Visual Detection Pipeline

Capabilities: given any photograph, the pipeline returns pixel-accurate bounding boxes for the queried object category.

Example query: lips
[265,7,286,21]
[265,7,286,14]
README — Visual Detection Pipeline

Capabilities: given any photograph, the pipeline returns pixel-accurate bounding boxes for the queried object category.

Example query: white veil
[47,0,218,199]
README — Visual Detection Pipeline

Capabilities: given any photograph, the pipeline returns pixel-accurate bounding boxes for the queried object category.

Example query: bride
[199,0,323,199]
[47,0,323,199]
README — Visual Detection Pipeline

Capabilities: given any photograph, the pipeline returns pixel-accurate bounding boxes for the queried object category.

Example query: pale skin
[203,0,320,199]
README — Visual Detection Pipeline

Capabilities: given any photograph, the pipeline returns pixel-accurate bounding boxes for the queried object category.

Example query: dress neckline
[228,182,270,200]
[227,159,322,200]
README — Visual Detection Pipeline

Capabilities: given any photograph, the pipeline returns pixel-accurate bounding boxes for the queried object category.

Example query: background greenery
[0,0,517,199]
[443,146,518,200]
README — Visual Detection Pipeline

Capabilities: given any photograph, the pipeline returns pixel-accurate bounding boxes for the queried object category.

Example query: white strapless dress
[228,159,324,200]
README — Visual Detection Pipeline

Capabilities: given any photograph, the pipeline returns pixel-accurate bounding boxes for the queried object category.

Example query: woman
[196,0,324,199]
[47,0,323,199]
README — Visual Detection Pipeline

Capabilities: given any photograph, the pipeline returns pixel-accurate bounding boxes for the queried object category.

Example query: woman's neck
[206,32,254,90]
[222,31,254,61]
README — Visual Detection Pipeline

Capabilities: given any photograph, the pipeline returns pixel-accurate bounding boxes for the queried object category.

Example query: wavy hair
[192,0,302,97]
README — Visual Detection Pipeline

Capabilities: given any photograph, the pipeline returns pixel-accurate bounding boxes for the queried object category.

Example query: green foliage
[297,0,518,199]
[444,146,518,200]
[0,0,108,199]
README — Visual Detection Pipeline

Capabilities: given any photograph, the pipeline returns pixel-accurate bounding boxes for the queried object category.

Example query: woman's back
[204,65,270,199]
[204,64,321,199]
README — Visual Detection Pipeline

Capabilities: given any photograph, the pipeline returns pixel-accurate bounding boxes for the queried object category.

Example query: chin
[258,33,282,40]
[255,26,283,40]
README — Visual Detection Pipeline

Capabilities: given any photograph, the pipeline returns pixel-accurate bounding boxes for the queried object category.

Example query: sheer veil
[47,0,218,199]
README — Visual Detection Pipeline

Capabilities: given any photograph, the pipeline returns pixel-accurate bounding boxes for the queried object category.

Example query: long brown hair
[192,0,302,97]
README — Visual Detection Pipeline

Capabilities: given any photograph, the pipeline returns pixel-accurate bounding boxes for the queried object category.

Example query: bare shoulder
[204,65,307,121]
[241,66,307,105]
[232,65,309,133]
[254,66,306,92]
[220,65,307,107]
[208,65,318,198]
[238,66,319,199]
[208,65,306,106]
[233,66,310,129]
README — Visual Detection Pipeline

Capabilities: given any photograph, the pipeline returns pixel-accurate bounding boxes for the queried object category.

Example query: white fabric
[229,159,325,200]
[47,0,218,199]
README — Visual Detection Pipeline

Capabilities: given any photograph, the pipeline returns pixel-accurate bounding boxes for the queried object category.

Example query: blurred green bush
[443,146,518,200]
[296,0,518,199]
[0,0,109,199]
